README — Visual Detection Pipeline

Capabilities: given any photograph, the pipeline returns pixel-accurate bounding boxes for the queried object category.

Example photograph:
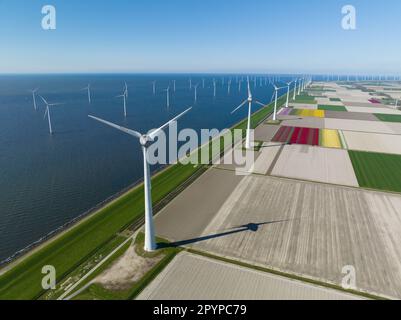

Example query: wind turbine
[227,79,231,95]
[194,83,199,102]
[231,78,265,150]
[238,79,242,92]
[189,78,192,90]
[173,80,176,92]
[293,79,298,100]
[88,107,192,252]
[202,78,205,89]
[272,84,286,121]
[40,95,63,134]
[124,82,129,98]
[164,87,170,108]
[285,81,293,108]
[116,86,128,117]
[213,79,216,97]
[82,84,91,104]
[152,81,156,95]
[30,88,39,111]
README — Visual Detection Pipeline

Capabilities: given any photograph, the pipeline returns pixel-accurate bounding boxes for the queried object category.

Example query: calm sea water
[0,74,290,262]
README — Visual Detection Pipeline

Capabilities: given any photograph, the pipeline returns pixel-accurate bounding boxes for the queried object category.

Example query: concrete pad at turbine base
[137,252,362,300]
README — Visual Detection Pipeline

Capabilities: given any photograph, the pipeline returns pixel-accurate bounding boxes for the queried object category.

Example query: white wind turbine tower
[40,95,63,134]
[285,81,293,108]
[298,79,302,95]
[293,79,298,100]
[116,85,128,117]
[173,80,176,92]
[231,78,266,150]
[272,84,286,121]
[30,88,39,111]
[238,79,242,92]
[194,83,199,102]
[202,78,205,89]
[152,81,156,95]
[189,78,192,90]
[124,82,129,98]
[88,107,192,252]
[213,79,217,97]
[164,86,170,108]
[227,79,231,95]
[82,84,91,104]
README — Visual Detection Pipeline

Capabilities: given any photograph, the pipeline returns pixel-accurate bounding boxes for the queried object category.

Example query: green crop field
[292,94,317,104]
[318,105,347,112]
[374,114,401,123]
[329,98,342,102]
[0,90,288,300]
[349,151,401,193]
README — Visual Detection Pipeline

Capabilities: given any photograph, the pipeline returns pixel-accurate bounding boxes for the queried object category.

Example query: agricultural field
[271,145,358,186]
[349,151,401,193]
[171,174,401,299]
[343,131,401,155]
[137,252,361,300]
[318,105,347,112]
[345,106,401,115]
[375,114,401,123]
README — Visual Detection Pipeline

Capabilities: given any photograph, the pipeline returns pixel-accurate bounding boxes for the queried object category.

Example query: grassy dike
[0,91,290,300]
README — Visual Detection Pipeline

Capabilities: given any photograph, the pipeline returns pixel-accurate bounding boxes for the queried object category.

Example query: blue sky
[0,0,400,74]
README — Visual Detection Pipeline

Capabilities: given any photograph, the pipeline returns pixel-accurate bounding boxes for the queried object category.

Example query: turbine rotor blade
[231,99,248,114]
[88,115,142,139]
[254,101,266,107]
[39,95,48,105]
[148,107,192,140]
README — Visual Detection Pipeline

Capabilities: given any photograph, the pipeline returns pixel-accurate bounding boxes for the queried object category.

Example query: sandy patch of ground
[271,144,359,187]
[95,244,163,291]
[254,124,280,142]
[137,252,361,300]
[343,102,388,108]
[343,131,401,155]
[345,106,401,115]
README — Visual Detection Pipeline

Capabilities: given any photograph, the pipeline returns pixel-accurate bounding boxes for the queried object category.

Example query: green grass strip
[374,114,401,123]
[318,105,347,112]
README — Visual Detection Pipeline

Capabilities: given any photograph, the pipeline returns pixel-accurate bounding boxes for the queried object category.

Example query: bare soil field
[343,131,401,155]
[271,145,359,187]
[137,252,362,300]
[191,175,401,299]
[345,106,401,115]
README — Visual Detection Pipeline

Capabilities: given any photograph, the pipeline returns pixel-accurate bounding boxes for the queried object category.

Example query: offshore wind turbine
[124,82,128,98]
[40,95,63,134]
[164,86,170,108]
[30,88,39,111]
[231,78,266,149]
[202,78,205,89]
[88,107,192,252]
[194,83,199,102]
[152,81,156,95]
[173,80,176,92]
[227,79,231,95]
[116,85,128,117]
[82,84,91,104]
[213,79,216,97]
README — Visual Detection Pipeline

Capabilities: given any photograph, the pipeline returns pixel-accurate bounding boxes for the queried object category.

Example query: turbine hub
[140,135,149,146]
